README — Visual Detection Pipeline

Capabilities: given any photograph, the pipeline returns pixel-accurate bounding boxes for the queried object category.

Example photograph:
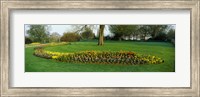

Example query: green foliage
[137,25,171,41]
[146,25,168,38]
[109,25,170,41]
[61,32,81,42]
[167,29,175,40]
[34,47,164,65]
[137,25,151,40]
[109,25,138,40]
[80,27,95,40]
[167,29,175,45]
[25,37,32,44]
[27,25,49,43]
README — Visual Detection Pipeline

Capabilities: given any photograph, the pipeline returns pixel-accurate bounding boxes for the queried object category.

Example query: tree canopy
[109,25,172,41]
[167,29,175,40]
[80,27,95,40]
[49,32,61,42]
[27,25,50,43]
[146,25,169,38]
[109,25,138,40]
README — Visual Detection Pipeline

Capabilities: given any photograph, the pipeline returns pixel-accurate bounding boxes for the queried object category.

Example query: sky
[49,25,112,36]
[25,24,175,36]
[25,24,112,36]
[50,25,72,35]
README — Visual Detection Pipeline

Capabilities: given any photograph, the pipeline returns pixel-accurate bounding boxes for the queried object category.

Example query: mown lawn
[25,41,175,72]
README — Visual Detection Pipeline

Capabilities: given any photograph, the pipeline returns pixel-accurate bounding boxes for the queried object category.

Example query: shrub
[61,32,81,42]
[34,47,164,65]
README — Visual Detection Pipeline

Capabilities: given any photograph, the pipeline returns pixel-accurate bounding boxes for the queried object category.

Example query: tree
[70,25,104,45]
[109,25,124,40]
[81,27,95,40]
[166,28,175,45]
[72,25,87,33]
[49,32,61,42]
[167,29,175,40]
[98,25,105,45]
[61,32,81,42]
[71,25,98,34]
[147,25,168,39]
[109,25,138,40]
[27,25,49,43]
[137,25,150,40]
[136,25,169,41]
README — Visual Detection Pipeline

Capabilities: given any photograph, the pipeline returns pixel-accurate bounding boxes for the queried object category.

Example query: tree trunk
[98,25,105,45]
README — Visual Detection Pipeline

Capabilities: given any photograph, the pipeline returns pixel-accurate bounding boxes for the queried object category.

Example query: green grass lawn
[25,41,175,72]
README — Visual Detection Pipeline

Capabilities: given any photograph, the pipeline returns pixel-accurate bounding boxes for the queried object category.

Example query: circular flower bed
[33,46,164,65]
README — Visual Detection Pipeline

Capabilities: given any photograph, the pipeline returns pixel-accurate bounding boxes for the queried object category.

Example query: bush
[25,37,32,44]
[34,47,164,65]
[61,32,81,42]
